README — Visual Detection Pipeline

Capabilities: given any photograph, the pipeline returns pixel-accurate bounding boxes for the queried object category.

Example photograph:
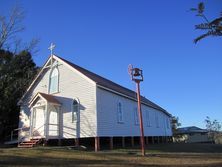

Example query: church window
[72,99,79,122]
[117,102,123,123]
[49,67,59,93]
[146,111,151,127]
[134,108,139,125]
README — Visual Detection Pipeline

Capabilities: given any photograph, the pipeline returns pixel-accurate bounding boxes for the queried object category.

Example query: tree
[204,116,222,142]
[0,5,39,54]
[171,116,181,134]
[191,2,222,43]
[0,4,39,142]
[205,116,221,132]
[0,49,37,141]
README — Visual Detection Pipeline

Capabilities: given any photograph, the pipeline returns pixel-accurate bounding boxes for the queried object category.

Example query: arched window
[117,102,123,123]
[134,107,139,125]
[146,111,151,127]
[49,67,59,93]
[155,112,159,128]
[72,99,79,122]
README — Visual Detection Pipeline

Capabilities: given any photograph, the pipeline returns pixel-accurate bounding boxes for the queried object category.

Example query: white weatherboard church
[18,52,172,150]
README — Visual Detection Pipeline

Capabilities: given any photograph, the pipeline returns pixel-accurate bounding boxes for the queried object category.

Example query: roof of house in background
[57,55,171,116]
[176,126,208,134]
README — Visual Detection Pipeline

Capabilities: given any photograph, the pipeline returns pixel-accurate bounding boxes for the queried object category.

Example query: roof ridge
[56,55,170,116]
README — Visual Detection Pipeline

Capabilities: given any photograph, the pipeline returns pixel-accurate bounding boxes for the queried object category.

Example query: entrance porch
[29,92,61,141]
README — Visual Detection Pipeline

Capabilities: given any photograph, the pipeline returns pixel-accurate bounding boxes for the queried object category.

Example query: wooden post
[110,137,113,150]
[75,138,79,147]
[146,137,149,145]
[131,136,134,147]
[95,137,100,152]
[58,139,61,146]
[157,136,160,144]
[152,137,154,144]
[122,137,125,148]
[11,131,13,141]
[43,139,47,146]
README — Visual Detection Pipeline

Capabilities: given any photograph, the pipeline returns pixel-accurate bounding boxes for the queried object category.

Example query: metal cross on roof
[48,43,56,56]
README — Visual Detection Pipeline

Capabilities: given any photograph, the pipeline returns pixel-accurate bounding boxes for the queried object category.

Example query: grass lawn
[0,143,222,167]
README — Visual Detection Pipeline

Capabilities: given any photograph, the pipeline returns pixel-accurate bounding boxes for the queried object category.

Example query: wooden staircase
[18,138,41,148]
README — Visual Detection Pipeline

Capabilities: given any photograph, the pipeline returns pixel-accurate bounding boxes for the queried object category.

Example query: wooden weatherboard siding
[55,58,97,138]
[19,56,97,139]
[96,87,172,137]
[19,54,172,143]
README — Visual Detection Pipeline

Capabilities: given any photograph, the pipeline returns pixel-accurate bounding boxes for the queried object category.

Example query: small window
[134,108,139,125]
[166,118,169,129]
[146,111,151,127]
[155,112,159,128]
[72,99,79,122]
[117,102,123,123]
[49,67,59,94]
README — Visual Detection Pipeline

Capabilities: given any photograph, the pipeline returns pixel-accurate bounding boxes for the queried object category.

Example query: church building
[18,54,172,150]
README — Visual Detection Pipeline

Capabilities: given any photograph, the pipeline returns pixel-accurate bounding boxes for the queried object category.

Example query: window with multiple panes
[117,102,123,123]
[155,112,159,128]
[49,67,59,93]
[166,118,169,129]
[146,111,151,127]
[72,99,78,122]
[134,108,139,125]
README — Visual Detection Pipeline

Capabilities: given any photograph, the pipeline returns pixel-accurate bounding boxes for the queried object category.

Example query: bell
[133,68,141,76]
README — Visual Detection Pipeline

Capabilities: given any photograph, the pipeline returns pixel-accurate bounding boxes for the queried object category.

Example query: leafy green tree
[191,2,222,43]
[0,49,37,141]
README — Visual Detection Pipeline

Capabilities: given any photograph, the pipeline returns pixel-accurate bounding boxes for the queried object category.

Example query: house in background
[17,54,172,150]
[173,126,212,143]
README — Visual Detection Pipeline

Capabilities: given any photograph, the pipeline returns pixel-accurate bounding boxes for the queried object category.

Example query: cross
[48,43,56,56]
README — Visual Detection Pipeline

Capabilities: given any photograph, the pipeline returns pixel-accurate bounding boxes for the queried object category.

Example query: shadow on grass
[0,154,222,167]
[145,143,222,153]
[0,144,222,167]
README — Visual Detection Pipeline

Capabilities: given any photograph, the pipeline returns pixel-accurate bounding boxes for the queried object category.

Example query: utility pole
[128,65,145,156]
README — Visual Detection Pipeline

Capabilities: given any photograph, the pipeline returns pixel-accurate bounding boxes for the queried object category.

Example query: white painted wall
[55,59,97,138]
[19,56,172,141]
[96,87,172,137]
[20,57,97,139]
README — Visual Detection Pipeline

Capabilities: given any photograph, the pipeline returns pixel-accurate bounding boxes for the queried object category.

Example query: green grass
[0,143,222,166]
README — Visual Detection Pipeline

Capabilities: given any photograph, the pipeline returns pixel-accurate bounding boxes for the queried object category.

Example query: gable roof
[56,56,171,116]
[39,92,61,105]
[29,92,61,107]
[19,54,171,116]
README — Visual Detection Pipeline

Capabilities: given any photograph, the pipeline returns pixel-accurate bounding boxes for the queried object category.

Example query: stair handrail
[6,126,30,142]
[31,124,45,137]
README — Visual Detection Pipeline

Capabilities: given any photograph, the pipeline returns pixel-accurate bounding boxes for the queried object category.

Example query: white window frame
[117,101,123,123]
[146,111,151,127]
[134,107,139,125]
[166,118,170,129]
[72,98,79,123]
[48,67,59,94]
[155,112,159,128]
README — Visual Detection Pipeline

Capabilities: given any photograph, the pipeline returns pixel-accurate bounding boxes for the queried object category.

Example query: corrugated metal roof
[57,56,171,116]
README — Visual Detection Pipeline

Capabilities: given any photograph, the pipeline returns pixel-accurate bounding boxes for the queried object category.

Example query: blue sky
[1,0,222,128]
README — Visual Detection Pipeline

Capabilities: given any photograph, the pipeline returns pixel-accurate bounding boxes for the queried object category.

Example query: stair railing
[31,124,45,137]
